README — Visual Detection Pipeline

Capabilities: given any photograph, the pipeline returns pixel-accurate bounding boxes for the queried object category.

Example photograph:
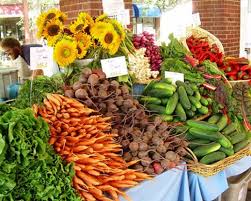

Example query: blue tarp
[133,3,161,18]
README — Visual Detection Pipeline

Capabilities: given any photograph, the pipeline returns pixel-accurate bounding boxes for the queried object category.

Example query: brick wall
[60,0,132,25]
[193,0,240,57]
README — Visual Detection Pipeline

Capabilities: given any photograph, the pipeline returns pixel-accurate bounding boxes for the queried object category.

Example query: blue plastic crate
[132,83,146,98]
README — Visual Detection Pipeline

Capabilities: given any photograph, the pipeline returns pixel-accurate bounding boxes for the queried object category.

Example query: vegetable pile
[35,94,150,201]
[142,80,211,122]
[133,32,162,71]
[0,107,81,200]
[63,68,189,175]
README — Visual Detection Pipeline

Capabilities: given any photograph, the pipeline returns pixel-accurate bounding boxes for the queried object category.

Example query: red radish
[153,162,164,174]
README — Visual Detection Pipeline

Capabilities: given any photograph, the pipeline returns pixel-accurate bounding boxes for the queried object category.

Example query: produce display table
[120,157,251,201]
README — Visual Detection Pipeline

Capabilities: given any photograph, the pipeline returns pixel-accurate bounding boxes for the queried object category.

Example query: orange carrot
[76,171,101,186]
[81,191,96,201]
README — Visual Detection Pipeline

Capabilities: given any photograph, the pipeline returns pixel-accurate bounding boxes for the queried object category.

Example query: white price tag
[164,71,184,84]
[101,56,128,78]
[102,0,125,15]
[192,13,201,27]
[107,9,130,26]
[30,47,52,70]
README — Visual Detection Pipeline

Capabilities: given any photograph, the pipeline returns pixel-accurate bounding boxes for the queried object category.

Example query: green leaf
[0,134,5,155]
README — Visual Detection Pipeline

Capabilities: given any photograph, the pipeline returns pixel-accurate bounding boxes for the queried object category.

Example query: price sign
[102,0,125,14]
[192,13,201,27]
[101,56,128,78]
[30,47,52,70]
[164,71,184,84]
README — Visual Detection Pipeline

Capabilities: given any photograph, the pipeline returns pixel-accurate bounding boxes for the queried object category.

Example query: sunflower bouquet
[36,9,134,67]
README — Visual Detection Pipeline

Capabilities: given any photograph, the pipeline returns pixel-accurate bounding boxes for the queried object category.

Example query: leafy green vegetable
[0,109,81,201]
[202,60,224,75]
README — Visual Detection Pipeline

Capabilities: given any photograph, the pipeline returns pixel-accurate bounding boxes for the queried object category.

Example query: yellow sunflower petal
[109,19,126,41]
[47,33,63,47]
[76,42,88,59]
[42,18,64,42]
[78,12,94,26]
[95,14,109,22]
[90,22,114,39]
[54,37,78,67]
[70,18,88,34]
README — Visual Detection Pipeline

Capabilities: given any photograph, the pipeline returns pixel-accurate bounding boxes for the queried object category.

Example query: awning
[133,3,161,18]
[0,4,23,18]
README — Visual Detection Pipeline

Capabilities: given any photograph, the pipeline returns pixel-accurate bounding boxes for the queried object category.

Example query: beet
[157,144,167,154]
[64,89,75,98]
[160,159,171,169]
[110,80,120,88]
[79,74,87,83]
[152,153,161,160]
[138,151,148,159]
[120,85,129,95]
[145,166,154,174]
[98,90,108,98]
[141,157,152,167]
[147,125,155,132]
[123,152,132,162]
[75,88,88,99]
[92,69,106,80]
[134,164,144,172]
[82,68,92,78]
[152,136,163,146]
[129,142,139,152]
[88,74,99,86]
[139,142,148,151]
[165,151,177,161]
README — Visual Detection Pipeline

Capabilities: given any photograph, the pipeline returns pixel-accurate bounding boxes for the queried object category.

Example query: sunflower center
[77,46,82,54]
[104,33,114,44]
[63,48,71,58]
[76,24,84,31]
[46,13,56,20]
[48,25,60,36]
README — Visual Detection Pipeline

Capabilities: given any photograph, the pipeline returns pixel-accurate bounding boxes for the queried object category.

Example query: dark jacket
[20,44,42,65]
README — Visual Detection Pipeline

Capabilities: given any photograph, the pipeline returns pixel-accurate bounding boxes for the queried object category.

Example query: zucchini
[222,123,236,135]
[200,151,226,164]
[165,92,179,115]
[216,115,228,131]
[233,140,249,153]
[146,104,167,114]
[208,115,220,124]
[178,86,191,110]
[147,89,173,98]
[193,142,221,157]
[189,96,202,109]
[200,97,209,106]
[161,98,169,105]
[152,82,176,92]
[188,139,211,149]
[198,106,209,115]
[229,132,247,145]
[218,133,233,149]
[175,103,187,121]
[186,110,195,118]
[187,120,219,132]
[189,128,221,141]
[195,91,201,100]
[140,96,162,105]
[160,114,173,122]
[219,147,234,156]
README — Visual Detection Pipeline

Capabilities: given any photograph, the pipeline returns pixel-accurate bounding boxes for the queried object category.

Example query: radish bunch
[133,32,162,71]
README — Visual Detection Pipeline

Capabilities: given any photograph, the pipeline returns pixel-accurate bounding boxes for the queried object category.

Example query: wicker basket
[187,144,251,177]
[181,26,225,54]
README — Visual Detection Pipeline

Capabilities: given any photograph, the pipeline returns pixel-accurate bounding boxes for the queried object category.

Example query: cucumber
[189,128,221,141]
[191,105,197,112]
[186,110,195,118]
[233,140,249,153]
[185,132,196,141]
[165,92,179,115]
[147,89,173,98]
[161,98,169,105]
[190,84,199,92]
[200,97,209,106]
[208,115,220,124]
[219,147,234,156]
[200,151,226,164]
[152,82,176,92]
[175,103,187,121]
[222,123,236,135]
[175,81,185,87]
[229,132,247,144]
[140,96,162,105]
[185,85,194,96]
[218,133,233,149]
[189,96,202,109]
[175,126,189,134]
[146,104,167,114]
[193,142,221,157]
[178,86,191,110]
[188,139,211,149]
[143,80,156,95]
[198,106,209,115]
[195,91,201,100]
[160,115,173,122]
[187,120,219,132]
[216,115,228,131]
[161,78,172,84]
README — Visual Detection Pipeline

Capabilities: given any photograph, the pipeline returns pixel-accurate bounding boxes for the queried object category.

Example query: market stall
[0,8,251,201]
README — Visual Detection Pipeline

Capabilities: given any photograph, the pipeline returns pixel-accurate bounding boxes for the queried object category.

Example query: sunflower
[95,14,109,22]
[90,22,114,39]
[54,37,78,67]
[47,33,63,46]
[109,19,126,41]
[43,19,63,43]
[70,18,88,34]
[78,12,94,26]
[74,32,92,48]
[36,13,46,38]
[76,42,88,59]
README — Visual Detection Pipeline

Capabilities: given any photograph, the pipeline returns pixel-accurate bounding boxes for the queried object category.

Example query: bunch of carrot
[33,94,150,201]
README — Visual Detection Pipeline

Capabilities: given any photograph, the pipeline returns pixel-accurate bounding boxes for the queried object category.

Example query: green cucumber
[165,92,179,115]
[222,123,236,135]
[195,91,201,100]
[189,128,221,141]
[143,80,156,95]
[146,104,167,114]
[218,133,233,149]
[140,96,162,105]
[233,140,249,153]
[200,97,209,106]
[208,115,220,124]
[219,147,234,156]
[160,115,173,122]
[175,126,189,134]
[147,89,173,98]
[193,142,221,157]
[229,132,247,144]
[190,84,199,92]
[152,82,176,92]
[198,106,209,115]
[187,120,219,132]
[186,110,195,118]
[189,96,202,109]
[216,115,228,131]
[178,86,191,110]
[200,151,226,164]
[185,133,196,141]
[176,81,194,95]
[161,78,172,84]
[161,98,169,105]
[175,103,187,121]
[188,139,211,149]
[191,105,197,112]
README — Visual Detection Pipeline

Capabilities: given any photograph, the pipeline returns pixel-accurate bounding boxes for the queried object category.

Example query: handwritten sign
[165,71,184,84]
[102,0,125,14]
[192,13,201,27]
[101,56,128,78]
[30,47,52,70]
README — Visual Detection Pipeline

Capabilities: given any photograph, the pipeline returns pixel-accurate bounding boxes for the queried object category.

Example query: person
[0,37,43,83]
